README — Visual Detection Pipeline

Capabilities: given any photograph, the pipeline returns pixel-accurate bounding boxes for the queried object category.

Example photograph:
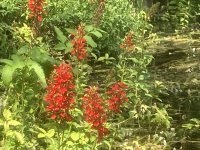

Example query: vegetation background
[0,0,199,149]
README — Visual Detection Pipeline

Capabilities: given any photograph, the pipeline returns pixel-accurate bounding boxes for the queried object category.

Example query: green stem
[119,53,126,81]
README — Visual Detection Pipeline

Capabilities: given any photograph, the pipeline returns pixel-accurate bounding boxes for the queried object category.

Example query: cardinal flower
[71,25,88,61]
[82,86,108,142]
[44,63,75,122]
[106,82,128,112]
[28,0,46,22]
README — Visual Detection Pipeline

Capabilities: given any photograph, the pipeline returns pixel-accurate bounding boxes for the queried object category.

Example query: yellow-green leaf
[47,129,55,138]
[70,132,80,141]
[14,131,24,144]
[3,109,12,120]
[8,120,21,126]
[38,133,46,138]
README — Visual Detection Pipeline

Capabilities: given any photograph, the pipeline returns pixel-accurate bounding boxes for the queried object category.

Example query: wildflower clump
[82,86,108,142]
[44,63,75,122]
[106,82,128,112]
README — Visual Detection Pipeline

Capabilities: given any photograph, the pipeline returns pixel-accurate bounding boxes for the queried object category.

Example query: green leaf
[98,57,105,61]
[105,53,109,59]
[14,131,24,144]
[66,141,74,146]
[90,136,96,142]
[54,43,66,51]
[0,119,3,126]
[190,118,200,124]
[66,28,77,35]
[97,28,107,33]
[138,75,144,80]
[11,55,23,63]
[182,124,193,129]
[91,53,97,60]
[90,31,102,38]
[85,25,94,32]
[27,60,47,88]
[54,26,67,43]
[70,132,80,141]
[38,133,46,138]
[0,59,13,66]
[8,120,21,126]
[84,35,97,48]
[65,42,73,53]
[17,45,29,55]
[36,127,47,134]
[47,129,55,138]
[1,65,14,86]
[3,109,12,120]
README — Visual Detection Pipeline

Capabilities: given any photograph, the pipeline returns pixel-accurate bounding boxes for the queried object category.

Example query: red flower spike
[70,25,88,61]
[106,82,128,113]
[28,0,46,22]
[82,86,109,142]
[44,63,75,122]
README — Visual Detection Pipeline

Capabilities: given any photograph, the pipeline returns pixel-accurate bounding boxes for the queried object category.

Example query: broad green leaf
[17,45,29,55]
[47,129,55,138]
[27,60,47,88]
[8,120,21,126]
[65,42,73,53]
[11,55,23,63]
[90,31,102,38]
[3,109,12,120]
[54,43,66,51]
[14,131,24,144]
[54,26,67,43]
[70,132,80,141]
[84,35,97,48]
[1,65,14,86]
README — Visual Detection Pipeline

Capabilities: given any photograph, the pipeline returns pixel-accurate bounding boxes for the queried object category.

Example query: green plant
[159,0,198,32]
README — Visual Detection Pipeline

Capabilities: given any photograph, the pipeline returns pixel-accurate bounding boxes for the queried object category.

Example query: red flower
[120,32,135,50]
[82,86,108,142]
[70,25,87,61]
[44,63,75,122]
[106,82,128,112]
[28,0,46,22]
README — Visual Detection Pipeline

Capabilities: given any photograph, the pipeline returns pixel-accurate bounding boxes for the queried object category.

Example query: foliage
[158,0,199,32]
[0,0,182,149]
